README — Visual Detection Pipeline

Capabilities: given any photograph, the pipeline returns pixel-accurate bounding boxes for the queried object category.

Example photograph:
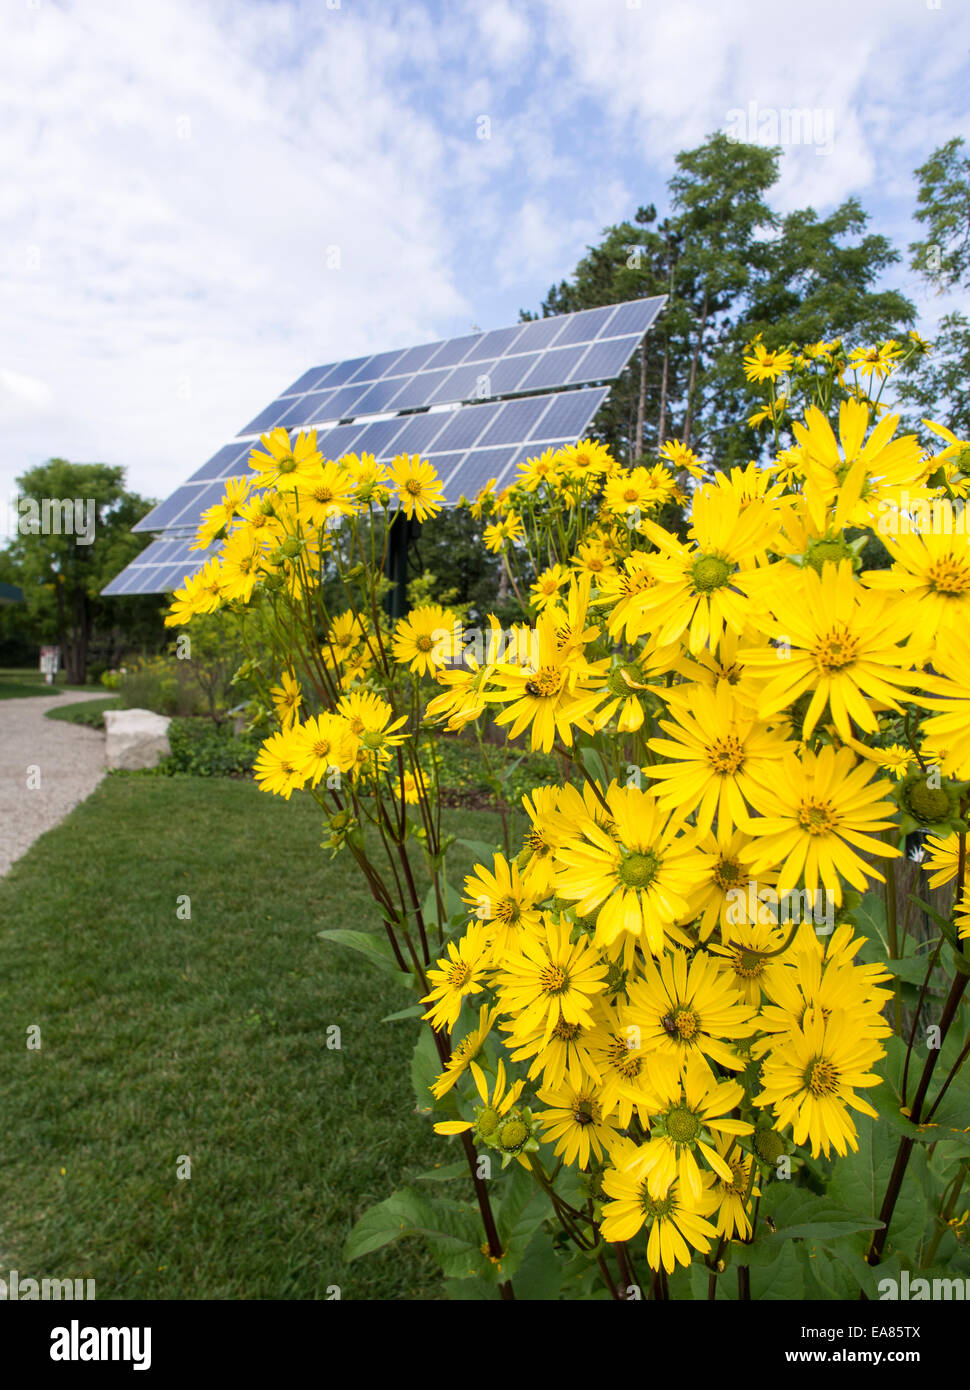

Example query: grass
[0,776,508,1300]
[44,696,120,728]
[0,667,91,699]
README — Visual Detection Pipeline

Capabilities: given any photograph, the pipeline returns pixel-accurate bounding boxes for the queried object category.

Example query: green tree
[6,460,159,684]
[909,136,970,292]
[527,132,915,468]
[898,138,970,443]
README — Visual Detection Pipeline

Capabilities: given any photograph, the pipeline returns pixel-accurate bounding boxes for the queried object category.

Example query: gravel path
[0,691,107,878]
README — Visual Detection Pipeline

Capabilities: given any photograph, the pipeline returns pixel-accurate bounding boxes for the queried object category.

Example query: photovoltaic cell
[387,412,451,455]
[598,297,663,337]
[462,325,524,362]
[347,377,410,416]
[187,442,251,483]
[425,400,502,453]
[279,366,330,397]
[552,305,618,346]
[386,369,453,411]
[518,345,589,392]
[424,334,480,370]
[319,355,371,388]
[427,363,490,404]
[238,399,292,437]
[528,387,608,440]
[476,395,551,448]
[482,353,541,396]
[441,447,517,505]
[569,335,643,383]
[351,417,408,456]
[390,342,445,375]
[506,316,566,353]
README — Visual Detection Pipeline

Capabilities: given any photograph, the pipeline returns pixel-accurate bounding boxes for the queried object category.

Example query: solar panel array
[105,296,664,596]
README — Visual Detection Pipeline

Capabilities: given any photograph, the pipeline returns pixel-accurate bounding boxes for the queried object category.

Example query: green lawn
[44,696,120,727]
[0,667,90,699]
[0,776,506,1300]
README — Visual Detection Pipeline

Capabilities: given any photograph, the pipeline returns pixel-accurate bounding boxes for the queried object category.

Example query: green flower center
[666,1106,701,1144]
[797,798,838,835]
[753,1127,786,1163]
[619,851,660,889]
[904,780,952,824]
[497,1118,529,1151]
[714,858,742,889]
[805,537,853,573]
[691,554,732,593]
[277,456,297,473]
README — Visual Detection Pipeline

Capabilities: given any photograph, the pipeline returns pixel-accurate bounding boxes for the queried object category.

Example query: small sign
[40,645,60,684]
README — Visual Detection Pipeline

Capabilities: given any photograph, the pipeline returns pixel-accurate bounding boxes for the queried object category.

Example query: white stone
[103,708,172,771]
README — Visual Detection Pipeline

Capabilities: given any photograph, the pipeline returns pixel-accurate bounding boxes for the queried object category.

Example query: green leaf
[852,891,890,955]
[411,1024,443,1115]
[344,1186,485,1278]
[456,837,499,863]
[414,1160,469,1183]
[511,1231,565,1300]
[422,879,465,930]
[316,927,407,980]
[827,1112,934,1260]
[380,1003,424,1023]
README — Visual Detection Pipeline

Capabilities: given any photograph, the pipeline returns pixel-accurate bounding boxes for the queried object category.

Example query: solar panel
[551,304,619,346]
[109,298,662,593]
[569,334,643,383]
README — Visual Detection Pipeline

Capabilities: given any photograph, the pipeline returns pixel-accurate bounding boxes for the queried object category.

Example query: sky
[2,0,968,530]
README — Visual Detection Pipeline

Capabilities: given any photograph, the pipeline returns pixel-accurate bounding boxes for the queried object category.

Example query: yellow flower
[249,426,322,491]
[738,744,901,905]
[497,914,608,1042]
[625,948,756,1072]
[646,680,794,833]
[431,1004,499,1099]
[846,340,903,379]
[421,922,493,1032]
[392,604,458,678]
[270,670,302,730]
[463,854,542,957]
[739,560,920,742]
[535,1079,621,1169]
[623,1054,751,1203]
[389,453,444,522]
[600,1140,719,1269]
[483,510,524,552]
[253,729,306,800]
[922,833,960,889]
[433,1057,525,1139]
[658,439,707,481]
[487,609,608,753]
[743,342,795,383]
[628,487,780,654]
[553,784,701,956]
[290,714,359,785]
[754,1006,883,1158]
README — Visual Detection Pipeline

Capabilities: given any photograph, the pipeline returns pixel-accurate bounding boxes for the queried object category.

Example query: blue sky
[2,0,967,526]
